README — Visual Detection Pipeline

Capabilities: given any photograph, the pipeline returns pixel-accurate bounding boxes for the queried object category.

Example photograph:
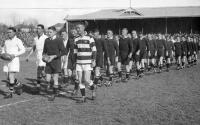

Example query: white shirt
[63,39,68,48]
[3,36,25,57]
[34,33,48,67]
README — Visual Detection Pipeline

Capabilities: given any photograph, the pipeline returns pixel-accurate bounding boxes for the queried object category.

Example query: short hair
[107,29,113,33]
[37,24,44,29]
[48,26,56,31]
[94,29,99,33]
[8,27,16,32]
[76,21,88,28]
[122,28,128,31]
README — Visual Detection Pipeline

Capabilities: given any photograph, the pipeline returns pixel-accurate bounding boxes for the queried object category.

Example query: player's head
[70,28,77,38]
[47,26,57,38]
[122,28,128,36]
[7,27,16,39]
[147,34,152,40]
[158,33,162,39]
[37,24,45,36]
[61,30,68,40]
[93,29,100,38]
[107,29,113,39]
[76,22,87,36]
[131,30,137,39]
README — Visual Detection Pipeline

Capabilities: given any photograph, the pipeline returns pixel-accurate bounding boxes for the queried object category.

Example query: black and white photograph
[0,0,200,125]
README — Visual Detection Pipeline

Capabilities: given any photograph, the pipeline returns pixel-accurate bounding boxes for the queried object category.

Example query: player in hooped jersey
[74,22,97,103]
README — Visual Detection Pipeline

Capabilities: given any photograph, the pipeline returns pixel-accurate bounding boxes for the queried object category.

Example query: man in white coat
[26,24,48,93]
[2,27,25,98]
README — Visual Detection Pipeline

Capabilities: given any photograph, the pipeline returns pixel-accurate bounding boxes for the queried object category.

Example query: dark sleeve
[102,39,109,56]
[136,39,140,51]
[90,38,96,60]
[113,40,119,56]
[154,40,157,51]
[146,39,150,51]
[128,38,133,54]
[66,40,70,55]
[42,39,47,55]
[57,38,66,57]
[163,40,167,50]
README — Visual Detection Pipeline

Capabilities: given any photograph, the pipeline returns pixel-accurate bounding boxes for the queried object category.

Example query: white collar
[10,36,17,40]
[51,35,56,40]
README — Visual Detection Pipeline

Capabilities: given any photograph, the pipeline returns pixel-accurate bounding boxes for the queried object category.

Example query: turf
[0,55,200,125]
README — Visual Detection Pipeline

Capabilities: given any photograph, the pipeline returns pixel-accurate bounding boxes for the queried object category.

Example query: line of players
[2,23,199,103]
[60,26,199,102]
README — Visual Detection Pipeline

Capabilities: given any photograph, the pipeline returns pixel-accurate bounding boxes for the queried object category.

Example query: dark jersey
[132,38,140,53]
[166,41,174,51]
[119,37,133,56]
[139,38,149,51]
[104,38,119,65]
[66,38,75,57]
[174,42,182,56]
[148,39,157,52]
[156,39,166,51]
[105,38,119,58]
[181,41,188,53]
[43,37,65,57]
[94,38,108,57]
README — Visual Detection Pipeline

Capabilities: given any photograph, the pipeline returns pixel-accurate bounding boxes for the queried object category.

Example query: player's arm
[42,39,48,56]
[136,39,140,55]
[90,38,97,67]
[102,39,110,63]
[113,39,119,62]
[128,38,133,58]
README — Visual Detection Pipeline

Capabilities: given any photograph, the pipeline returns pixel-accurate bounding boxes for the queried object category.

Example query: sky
[0,0,200,26]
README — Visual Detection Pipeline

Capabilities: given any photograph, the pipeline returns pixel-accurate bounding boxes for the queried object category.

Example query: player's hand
[128,53,132,59]
[148,51,151,57]
[115,56,118,62]
[10,54,15,60]
[48,55,57,63]
[166,51,168,56]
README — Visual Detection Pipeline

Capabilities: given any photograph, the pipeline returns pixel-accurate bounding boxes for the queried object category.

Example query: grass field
[0,54,200,125]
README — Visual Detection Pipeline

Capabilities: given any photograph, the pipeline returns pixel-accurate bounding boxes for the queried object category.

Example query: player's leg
[84,67,96,100]
[117,62,122,81]
[77,70,86,102]
[4,72,15,98]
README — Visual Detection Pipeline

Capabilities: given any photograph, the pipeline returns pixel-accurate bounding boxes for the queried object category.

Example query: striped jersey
[74,35,96,64]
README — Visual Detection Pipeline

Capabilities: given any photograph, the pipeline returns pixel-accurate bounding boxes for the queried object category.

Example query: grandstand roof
[65,6,200,21]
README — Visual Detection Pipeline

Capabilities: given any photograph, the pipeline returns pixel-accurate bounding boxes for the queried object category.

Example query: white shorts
[76,64,92,72]
[3,57,20,73]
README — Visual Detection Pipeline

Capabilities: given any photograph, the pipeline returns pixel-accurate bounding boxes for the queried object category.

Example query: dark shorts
[119,54,130,65]
[45,59,61,74]
[96,53,104,67]
[157,49,164,58]
[105,54,115,66]
[37,66,45,78]
[140,50,147,60]
[165,50,172,58]
[175,52,181,58]
[181,51,187,57]
[149,50,155,59]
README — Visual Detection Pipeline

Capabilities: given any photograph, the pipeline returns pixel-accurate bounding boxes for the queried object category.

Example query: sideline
[0,97,41,110]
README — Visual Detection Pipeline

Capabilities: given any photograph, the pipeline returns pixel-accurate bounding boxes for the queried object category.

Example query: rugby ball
[0,53,13,61]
